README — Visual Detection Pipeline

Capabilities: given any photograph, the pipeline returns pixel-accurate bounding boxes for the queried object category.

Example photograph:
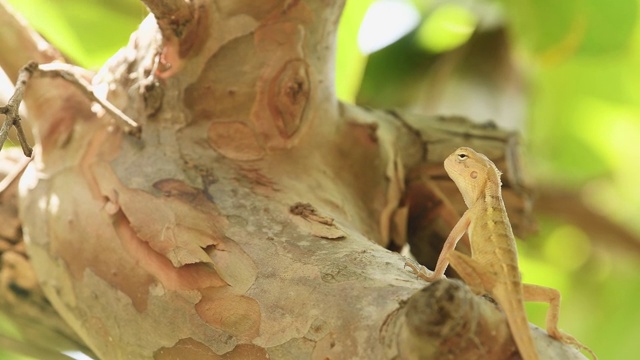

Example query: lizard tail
[495,286,540,360]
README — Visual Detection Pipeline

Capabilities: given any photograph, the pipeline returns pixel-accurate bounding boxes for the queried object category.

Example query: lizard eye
[457,153,468,160]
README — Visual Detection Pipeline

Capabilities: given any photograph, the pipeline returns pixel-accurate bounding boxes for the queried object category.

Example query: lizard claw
[404,259,438,282]
[549,329,598,360]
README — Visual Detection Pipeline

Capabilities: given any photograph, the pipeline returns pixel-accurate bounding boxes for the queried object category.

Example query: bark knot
[268,59,309,138]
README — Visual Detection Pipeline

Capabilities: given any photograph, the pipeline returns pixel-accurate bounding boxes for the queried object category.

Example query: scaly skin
[406,147,596,360]
[463,157,539,360]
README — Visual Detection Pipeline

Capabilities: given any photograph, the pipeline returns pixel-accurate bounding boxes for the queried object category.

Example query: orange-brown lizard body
[407,147,596,360]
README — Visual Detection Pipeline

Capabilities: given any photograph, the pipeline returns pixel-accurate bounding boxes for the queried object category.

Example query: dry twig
[0,62,141,157]
[0,62,37,157]
[36,63,140,134]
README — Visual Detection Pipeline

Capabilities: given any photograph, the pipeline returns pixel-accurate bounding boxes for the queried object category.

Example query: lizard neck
[469,167,517,265]
[481,186,507,225]
[483,180,502,203]
[481,168,503,207]
[465,169,502,210]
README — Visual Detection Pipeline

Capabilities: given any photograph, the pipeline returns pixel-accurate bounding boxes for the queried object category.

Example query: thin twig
[0,61,142,157]
[12,115,32,156]
[0,61,37,157]
[37,63,141,135]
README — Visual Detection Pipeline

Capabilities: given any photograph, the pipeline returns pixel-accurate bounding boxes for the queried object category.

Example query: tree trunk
[0,0,586,359]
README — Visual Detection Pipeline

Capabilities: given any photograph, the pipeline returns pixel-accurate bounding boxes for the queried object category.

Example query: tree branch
[536,188,640,253]
[0,148,93,358]
[9,1,588,358]
[141,0,193,21]
[37,63,141,135]
[397,279,588,359]
[399,279,515,358]
[0,62,142,156]
[0,62,36,157]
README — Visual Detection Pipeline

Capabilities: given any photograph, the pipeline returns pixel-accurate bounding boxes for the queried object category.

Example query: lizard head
[444,147,502,207]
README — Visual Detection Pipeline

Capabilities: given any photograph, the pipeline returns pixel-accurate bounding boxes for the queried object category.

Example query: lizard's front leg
[406,210,471,281]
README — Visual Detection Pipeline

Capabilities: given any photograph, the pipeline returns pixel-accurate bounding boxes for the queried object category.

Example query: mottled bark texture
[0,0,586,359]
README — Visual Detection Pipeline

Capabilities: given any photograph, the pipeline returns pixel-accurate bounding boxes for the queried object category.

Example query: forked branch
[0,62,141,156]
[0,62,37,157]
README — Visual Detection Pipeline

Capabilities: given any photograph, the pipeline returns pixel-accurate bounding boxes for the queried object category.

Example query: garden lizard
[406,147,596,360]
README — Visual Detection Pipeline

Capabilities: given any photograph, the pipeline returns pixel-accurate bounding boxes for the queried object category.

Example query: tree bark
[0,0,586,359]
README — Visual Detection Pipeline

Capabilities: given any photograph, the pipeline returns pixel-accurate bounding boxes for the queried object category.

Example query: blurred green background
[2,0,640,359]
[339,1,640,359]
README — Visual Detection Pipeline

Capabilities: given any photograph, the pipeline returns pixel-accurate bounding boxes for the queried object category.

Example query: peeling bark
[0,149,91,356]
[0,0,589,359]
